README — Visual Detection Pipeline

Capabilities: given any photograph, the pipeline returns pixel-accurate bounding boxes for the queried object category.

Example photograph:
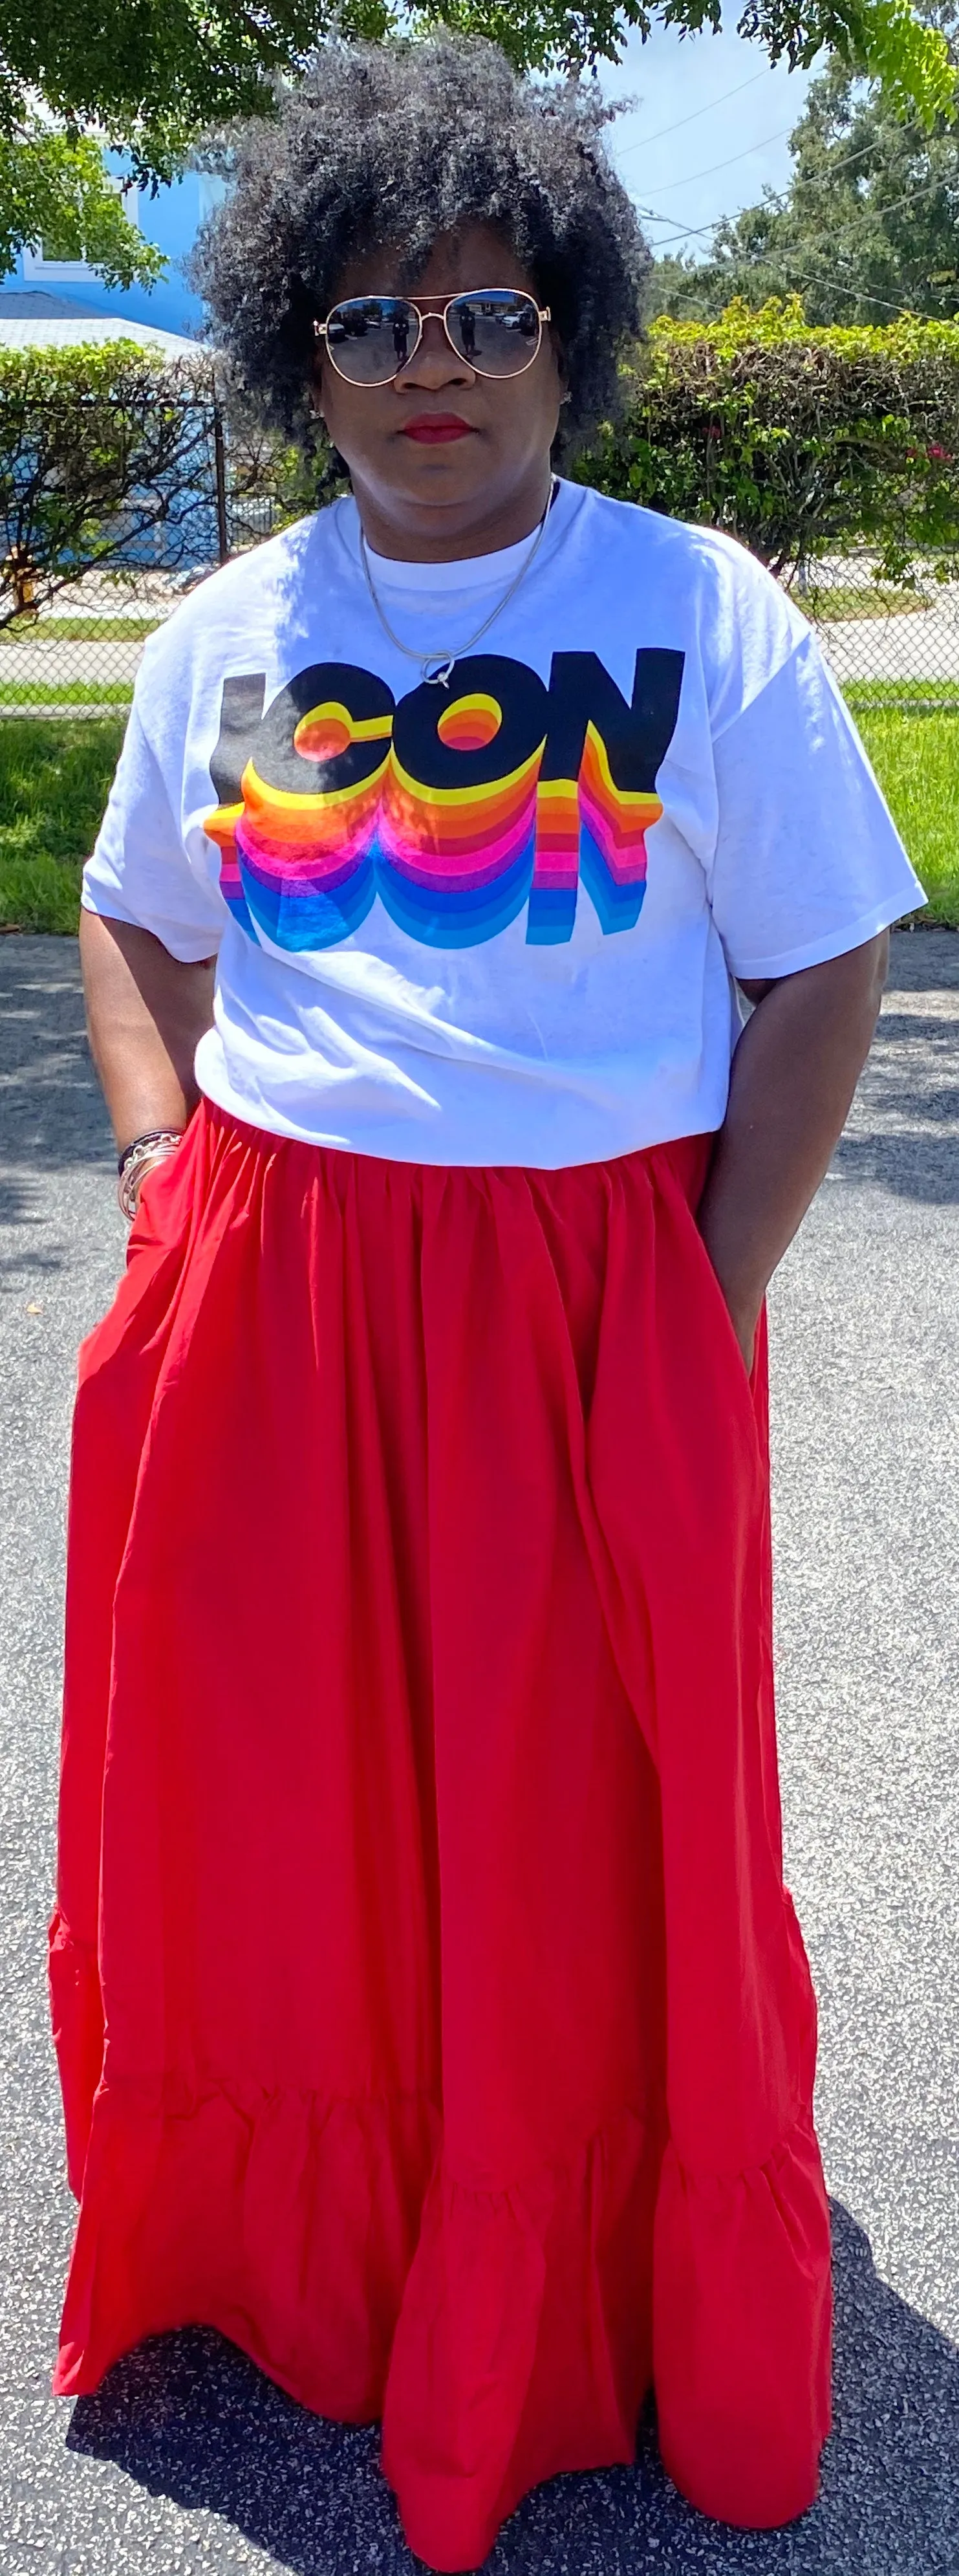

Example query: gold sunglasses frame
[314,289,552,386]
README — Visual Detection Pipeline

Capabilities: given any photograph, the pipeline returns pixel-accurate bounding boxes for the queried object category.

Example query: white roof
[0,312,206,361]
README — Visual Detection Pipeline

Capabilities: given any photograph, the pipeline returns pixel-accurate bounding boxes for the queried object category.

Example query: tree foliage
[0,0,954,295]
[651,11,959,325]
[579,294,959,580]
[0,339,350,621]
[0,342,221,626]
[8,304,959,629]
[0,0,954,205]
[0,129,163,288]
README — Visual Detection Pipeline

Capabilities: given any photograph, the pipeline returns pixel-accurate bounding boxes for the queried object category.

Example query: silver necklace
[356,479,557,688]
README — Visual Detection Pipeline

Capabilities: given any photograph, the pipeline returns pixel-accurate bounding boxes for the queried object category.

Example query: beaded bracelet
[117,1129,185,1221]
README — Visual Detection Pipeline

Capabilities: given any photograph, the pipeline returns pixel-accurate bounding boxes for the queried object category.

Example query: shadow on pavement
[823,932,959,1206]
[832,1129,959,1203]
[2,932,956,1206]
[883,930,959,994]
[0,936,111,1173]
[66,2203,959,2576]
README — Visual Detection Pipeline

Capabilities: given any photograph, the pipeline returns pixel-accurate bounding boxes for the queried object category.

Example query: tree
[0,338,348,617]
[0,342,219,623]
[0,0,954,295]
[0,129,164,291]
[0,0,954,201]
[578,294,959,582]
[649,8,959,323]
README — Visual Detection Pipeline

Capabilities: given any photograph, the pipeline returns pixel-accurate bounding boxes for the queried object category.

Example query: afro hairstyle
[193,36,650,466]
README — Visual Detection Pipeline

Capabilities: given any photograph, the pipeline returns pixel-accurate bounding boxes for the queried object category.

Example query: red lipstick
[401,415,473,444]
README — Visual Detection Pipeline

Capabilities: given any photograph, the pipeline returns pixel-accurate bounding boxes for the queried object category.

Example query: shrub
[579,298,959,587]
[0,342,221,627]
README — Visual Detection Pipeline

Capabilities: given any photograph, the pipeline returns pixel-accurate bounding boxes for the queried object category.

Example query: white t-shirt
[83,478,921,1168]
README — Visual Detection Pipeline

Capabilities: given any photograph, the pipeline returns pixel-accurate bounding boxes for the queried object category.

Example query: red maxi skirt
[50,1104,832,2569]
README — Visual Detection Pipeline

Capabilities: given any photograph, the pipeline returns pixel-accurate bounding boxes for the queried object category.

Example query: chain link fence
[0,498,285,716]
[792,552,959,714]
[5,534,959,722]
[6,344,951,930]
[0,360,291,717]
[0,536,281,721]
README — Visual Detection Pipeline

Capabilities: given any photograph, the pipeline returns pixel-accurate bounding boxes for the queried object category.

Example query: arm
[698,931,889,1366]
[80,909,216,1157]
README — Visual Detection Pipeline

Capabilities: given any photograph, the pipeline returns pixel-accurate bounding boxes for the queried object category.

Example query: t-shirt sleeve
[82,682,227,965]
[706,627,925,980]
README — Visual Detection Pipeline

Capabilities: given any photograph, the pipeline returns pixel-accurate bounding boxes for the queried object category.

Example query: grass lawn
[852,697,959,926]
[1,698,956,934]
[0,681,135,708]
[0,617,161,644]
[0,717,125,932]
[844,678,959,706]
[804,586,929,622]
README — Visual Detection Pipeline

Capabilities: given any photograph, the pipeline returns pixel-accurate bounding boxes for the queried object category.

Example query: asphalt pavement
[819,591,959,686]
[1,931,957,2576]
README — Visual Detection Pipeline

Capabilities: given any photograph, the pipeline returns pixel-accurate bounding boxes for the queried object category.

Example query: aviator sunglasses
[314,288,551,386]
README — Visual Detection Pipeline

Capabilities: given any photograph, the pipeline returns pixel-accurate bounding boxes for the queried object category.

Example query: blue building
[1,160,221,338]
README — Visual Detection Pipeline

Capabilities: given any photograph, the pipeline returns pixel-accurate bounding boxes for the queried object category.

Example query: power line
[726,264,927,314]
[636,162,959,312]
[797,161,958,231]
[641,157,956,245]
[636,123,793,195]
[637,118,953,232]
[631,103,959,318]
[643,201,942,315]
[648,228,925,311]
[615,64,772,159]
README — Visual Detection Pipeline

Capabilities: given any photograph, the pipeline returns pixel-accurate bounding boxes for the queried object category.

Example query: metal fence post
[213,395,230,566]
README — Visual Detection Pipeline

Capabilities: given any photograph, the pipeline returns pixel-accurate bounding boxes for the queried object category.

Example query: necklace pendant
[422,655,455,688]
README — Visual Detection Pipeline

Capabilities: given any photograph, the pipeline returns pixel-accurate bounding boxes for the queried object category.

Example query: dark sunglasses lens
[448,292,540,375]
[325,299,416,381]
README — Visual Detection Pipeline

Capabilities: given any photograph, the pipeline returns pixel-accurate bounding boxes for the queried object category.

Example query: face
[314,223,565,560]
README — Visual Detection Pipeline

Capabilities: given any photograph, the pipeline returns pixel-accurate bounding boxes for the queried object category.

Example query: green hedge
[577,300,959,588]
[8,307,959,622]
[0,341,217,627]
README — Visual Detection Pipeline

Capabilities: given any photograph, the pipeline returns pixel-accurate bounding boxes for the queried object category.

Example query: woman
[51,39,922,2571]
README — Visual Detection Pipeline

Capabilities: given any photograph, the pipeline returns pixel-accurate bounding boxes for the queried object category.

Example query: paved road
[819,593,959,688]
[0,638,145,684]
[5,587,959,710]
[2,932,958,2576]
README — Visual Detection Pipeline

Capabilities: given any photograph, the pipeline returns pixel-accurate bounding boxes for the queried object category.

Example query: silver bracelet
[117,1130,184,1221]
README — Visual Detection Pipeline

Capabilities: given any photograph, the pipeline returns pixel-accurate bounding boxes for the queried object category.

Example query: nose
[394,312,475,390]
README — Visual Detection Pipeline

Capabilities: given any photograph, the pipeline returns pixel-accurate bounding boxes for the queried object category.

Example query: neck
[350,465,554,562]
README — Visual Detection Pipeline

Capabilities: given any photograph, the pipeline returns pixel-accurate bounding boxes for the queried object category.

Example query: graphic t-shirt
[83,478,922,1166]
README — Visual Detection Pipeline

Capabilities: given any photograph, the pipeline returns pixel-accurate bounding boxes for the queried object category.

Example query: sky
[599,22,820,261]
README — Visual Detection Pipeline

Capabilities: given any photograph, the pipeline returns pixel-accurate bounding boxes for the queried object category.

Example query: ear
[308,346,326,421]
[311,318,326,414]
[549,329,570,393]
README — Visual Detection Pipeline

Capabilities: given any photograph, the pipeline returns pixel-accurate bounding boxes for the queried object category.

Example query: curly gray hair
[193,37,649,465]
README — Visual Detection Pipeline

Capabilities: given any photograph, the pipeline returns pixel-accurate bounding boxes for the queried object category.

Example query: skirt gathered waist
[50,1102,832,2568]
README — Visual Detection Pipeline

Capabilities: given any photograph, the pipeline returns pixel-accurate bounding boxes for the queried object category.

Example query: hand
[129,1150,172,1216]
[117,1131,185,1221]
[696,939,889,1391]
[726,1298,760,1377]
